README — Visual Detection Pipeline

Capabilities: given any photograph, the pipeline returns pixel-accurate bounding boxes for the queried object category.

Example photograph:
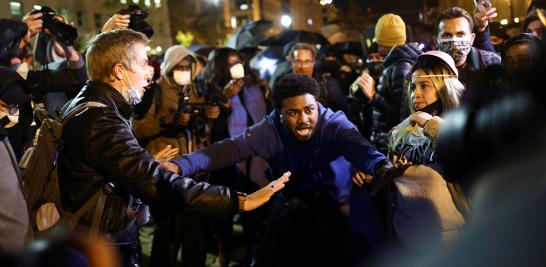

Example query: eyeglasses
[0,103,19,116]
[292,59,314,67]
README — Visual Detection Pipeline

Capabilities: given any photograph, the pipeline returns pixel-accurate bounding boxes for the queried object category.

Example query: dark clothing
[458,47,501,85]
[173,104,387,191]
[317,75,351,116]
[371,43,422,153]
[173,104,389,247]
[473,26,496,53]
[0,67,32,160]
[58,81,239,254]
[27,57,87,104]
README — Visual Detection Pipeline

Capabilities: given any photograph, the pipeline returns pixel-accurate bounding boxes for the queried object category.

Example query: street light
[281,15,292,28]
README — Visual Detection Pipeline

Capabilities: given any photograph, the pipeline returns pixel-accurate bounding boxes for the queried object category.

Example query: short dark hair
[522,9,543,32]
[272,73,320,110]
[502,33,543,63]
[435,7,474,35]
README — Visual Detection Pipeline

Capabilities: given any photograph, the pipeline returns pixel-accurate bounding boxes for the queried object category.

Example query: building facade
[438,0,533,24]
[2,0,172,54]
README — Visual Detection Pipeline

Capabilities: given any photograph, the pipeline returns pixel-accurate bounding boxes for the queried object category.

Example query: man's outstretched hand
[239,171,291,211]
[370,157,413,195]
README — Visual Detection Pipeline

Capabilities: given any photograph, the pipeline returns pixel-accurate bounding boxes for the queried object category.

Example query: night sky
[334,0,424,13]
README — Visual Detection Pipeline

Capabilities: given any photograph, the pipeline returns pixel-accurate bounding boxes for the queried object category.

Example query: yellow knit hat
[375,14,406,47]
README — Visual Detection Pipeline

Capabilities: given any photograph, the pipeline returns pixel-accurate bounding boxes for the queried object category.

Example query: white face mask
[13,62,30,80]
[173,70,192,86]
[0,109,19,128]
[120,69,143,105]
[230,63,245,79]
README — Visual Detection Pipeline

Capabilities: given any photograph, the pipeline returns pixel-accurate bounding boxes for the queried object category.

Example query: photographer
[133,45,218,160]
[22,7,86,117]
[101,4,154,38]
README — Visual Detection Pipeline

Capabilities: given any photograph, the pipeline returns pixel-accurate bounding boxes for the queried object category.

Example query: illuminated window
[77,11,84,27]
[120,0,127,4]
[94,13,102,30]
[10,1,22,19]
[144,0,151,8]
[154,0,161,8]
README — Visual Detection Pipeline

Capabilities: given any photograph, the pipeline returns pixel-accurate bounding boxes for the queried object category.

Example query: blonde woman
[388,51,468,251]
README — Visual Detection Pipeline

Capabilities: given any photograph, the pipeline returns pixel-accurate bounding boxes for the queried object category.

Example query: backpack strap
[59,101,110,234]
[61,101,106,124]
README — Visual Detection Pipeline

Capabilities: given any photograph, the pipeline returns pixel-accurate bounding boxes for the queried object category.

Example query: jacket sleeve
[84,109,238,218]
[27,58,87,101]
[329,114,388,177]
[373,61,412,125]
[173,118,273,176]
[473,26,496,53]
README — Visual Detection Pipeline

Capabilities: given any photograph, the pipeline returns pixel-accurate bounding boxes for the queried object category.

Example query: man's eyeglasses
[0,103,19,116]
[292,59,314,67]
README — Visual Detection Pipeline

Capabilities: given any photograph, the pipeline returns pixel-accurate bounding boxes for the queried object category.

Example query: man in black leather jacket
[58,29,289,267]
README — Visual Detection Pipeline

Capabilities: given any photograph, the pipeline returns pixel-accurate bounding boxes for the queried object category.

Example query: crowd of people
[0,1,545,266]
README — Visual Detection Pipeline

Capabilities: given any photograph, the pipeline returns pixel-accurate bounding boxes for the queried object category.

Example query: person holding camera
[133,46,217,159]
[22,7,87,118]
[100,4,154,39]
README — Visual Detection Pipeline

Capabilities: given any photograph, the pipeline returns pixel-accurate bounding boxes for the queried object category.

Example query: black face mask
[418,100,443,116]
[366,61,383,77]
[321,60,342,74]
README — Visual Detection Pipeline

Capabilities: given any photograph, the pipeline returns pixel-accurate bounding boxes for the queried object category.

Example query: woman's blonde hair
[390,58,465,151]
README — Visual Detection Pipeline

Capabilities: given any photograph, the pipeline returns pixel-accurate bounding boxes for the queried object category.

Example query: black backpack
[19,101,110,239]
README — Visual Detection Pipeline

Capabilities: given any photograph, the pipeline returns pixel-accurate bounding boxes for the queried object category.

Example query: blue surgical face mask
[120,69,142,105]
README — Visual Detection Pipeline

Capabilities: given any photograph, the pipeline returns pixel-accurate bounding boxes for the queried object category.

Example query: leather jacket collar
[70,80,134,120]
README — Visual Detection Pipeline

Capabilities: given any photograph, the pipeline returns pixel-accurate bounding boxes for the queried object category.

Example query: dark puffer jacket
[58,81,239,242]
[370,43,422,154]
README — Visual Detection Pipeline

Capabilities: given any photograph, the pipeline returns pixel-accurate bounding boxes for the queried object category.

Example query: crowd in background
[0,0,546,266]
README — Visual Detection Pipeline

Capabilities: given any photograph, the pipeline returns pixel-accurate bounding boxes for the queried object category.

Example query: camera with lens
[118,4,154,38]
[30,6,78,46]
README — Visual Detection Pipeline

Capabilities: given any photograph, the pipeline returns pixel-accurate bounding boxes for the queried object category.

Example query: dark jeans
[150,213,207,267]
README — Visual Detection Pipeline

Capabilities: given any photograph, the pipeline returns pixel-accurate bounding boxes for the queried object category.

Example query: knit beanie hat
[375,14,406,47]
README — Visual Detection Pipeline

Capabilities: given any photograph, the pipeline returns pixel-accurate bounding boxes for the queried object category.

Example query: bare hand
[223,79,244,98]
[352,171,373,187]
[23,12,43,36]
[154,145,179,162]
[410,111,433,127]
[101,14,131,33]
[205,105,220,119]
[356,72,376,100]
[239,171,291,211]
[474,2,497,32]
